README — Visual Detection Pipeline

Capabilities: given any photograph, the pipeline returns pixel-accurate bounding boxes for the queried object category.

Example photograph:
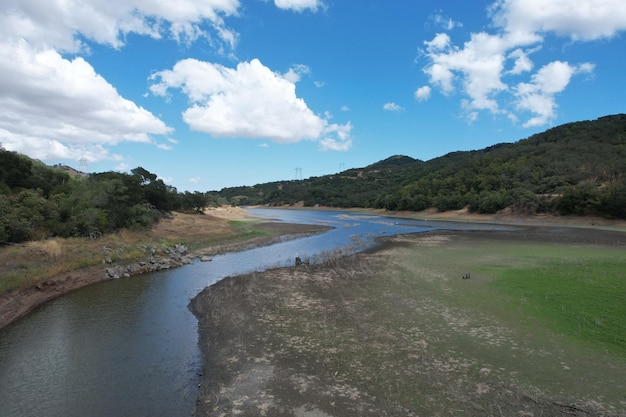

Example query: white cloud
[0,0,241,164]
[0,0,241,53]
[275,0,324,13]
[150,58,352,149]
[282,64,311,83]
[492,0,626,41]
[0,40,171,161]
[507,48,535,74]
[340,105,350,112]
[424,31,511,113]
[420,0,621,127]
[414,86,432,102]
[188,176,201,184]
[320,122,352,151]
[429,11,463,31]
[514,61,594,126]
[383,102,405,112]
[425,33,451,51]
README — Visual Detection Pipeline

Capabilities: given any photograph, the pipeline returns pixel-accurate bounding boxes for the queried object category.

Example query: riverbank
[191,224,626,417]
[0,207,329,329]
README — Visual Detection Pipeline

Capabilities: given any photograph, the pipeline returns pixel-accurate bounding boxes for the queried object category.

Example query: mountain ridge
[215,114,626,219]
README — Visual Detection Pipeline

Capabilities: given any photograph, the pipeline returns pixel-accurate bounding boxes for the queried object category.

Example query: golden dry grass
[0,210,247,293]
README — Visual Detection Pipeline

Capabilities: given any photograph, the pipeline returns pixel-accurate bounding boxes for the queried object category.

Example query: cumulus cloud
[275,0,325,13]
[383,102,405,112]
[507,47,536,75]
[491,0,626,41]
[0,0,240,53]
[150,58,352,149]
[0,40,171,161]
[514,61,594,127]
[0,0,241,163]
[414,86,432,102]
[320,122,352,151]
[421,0,626,126]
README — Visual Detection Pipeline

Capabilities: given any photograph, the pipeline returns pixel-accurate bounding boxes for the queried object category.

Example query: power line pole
[294,167,302,180]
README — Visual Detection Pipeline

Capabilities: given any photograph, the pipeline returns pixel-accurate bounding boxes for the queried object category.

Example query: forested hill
[216,114,626,219]
[0,151,214,244]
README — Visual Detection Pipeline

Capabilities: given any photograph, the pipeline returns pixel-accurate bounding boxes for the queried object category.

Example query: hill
[215,114,626,219]
[0,152,215,244]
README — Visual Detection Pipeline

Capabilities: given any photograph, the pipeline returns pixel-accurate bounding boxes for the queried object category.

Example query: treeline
[0,151,215,243]
[216,114,626,219]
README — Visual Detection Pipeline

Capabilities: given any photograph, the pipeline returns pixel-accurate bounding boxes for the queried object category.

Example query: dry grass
[27,239,63,259]
[0,209,327,296]
[0,211,246,293]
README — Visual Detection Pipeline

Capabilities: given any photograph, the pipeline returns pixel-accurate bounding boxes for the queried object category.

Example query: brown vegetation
[0,207,328,329]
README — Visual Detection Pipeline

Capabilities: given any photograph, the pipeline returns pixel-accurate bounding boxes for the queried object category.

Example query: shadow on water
[0,208,516,417]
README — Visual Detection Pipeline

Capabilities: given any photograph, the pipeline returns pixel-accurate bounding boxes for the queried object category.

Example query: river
[0,208,514,417]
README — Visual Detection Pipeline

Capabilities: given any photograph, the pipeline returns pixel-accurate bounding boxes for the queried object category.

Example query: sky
[1,0,625,191]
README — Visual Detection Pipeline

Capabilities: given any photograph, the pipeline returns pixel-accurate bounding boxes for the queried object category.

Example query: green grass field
[394,235,626,356]
[386,234,626,407]
[490,252,625,354]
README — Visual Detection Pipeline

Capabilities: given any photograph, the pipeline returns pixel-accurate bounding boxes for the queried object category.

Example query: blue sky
[1,0,625,191]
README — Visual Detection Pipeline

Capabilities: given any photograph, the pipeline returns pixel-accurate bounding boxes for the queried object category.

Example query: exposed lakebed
[0,209,515,417]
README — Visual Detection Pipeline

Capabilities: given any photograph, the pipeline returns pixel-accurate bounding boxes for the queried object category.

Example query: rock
[200,256,212,262]
[105,268,120,279]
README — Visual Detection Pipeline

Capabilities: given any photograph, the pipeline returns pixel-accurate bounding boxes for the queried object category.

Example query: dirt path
[190,226,626,417]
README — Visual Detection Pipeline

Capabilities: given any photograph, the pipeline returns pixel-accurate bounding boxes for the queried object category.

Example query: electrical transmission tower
[79,158,88,172]
[294,167,302,180]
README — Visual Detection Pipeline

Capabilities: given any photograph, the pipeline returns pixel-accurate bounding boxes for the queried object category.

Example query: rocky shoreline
[0,221,330,330]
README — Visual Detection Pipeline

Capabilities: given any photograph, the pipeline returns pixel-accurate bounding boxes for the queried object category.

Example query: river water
[0,208,514,417]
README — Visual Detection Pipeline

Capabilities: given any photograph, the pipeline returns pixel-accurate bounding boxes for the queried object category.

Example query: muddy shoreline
[0,221,329,330]
[190,225,626,417]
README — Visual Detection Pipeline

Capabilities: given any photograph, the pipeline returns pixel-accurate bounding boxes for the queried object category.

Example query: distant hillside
[214,154,423,208]
[215,114,626,219]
